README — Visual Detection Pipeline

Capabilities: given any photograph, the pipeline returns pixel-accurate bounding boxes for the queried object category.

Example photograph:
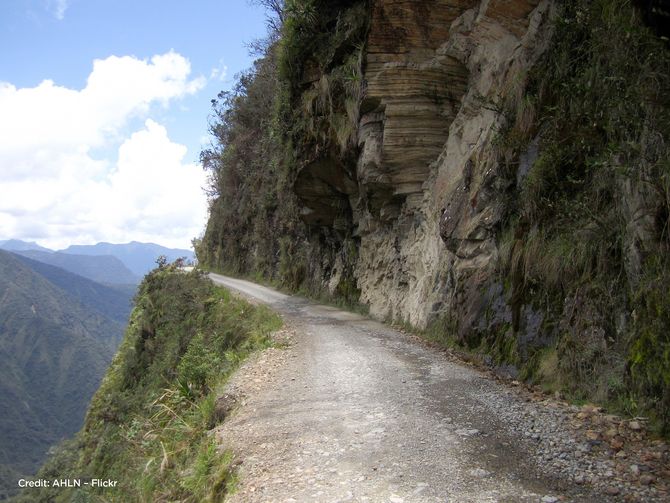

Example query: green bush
[14,265,281,502]
[494,0,670,432]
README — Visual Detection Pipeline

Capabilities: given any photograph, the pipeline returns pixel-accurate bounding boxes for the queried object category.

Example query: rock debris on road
[210,273,668,503]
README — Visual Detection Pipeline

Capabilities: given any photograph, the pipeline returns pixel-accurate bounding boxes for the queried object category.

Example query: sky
[0,0,269,250]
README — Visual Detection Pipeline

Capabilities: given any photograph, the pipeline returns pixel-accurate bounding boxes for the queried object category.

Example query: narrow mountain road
[209,273,664,503]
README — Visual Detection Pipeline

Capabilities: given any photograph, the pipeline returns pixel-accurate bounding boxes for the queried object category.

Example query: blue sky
[0,0,269,249]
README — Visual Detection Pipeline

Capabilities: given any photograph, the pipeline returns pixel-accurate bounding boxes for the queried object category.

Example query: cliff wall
[358,0,551,329]
[199,0,670,430]
[291,0,553,327]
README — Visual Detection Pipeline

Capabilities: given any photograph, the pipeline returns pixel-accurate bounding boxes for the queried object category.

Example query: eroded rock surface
[294,0,554,334]
[211,274,669,503]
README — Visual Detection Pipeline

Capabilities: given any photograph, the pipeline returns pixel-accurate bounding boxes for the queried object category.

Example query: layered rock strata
[294,0,554,332]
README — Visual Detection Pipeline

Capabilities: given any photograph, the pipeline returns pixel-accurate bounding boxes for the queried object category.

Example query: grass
[13,263,281,503]
[485,0,670,434]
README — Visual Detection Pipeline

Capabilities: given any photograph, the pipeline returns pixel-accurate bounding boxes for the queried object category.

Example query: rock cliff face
[201,0,669,428]
[294,0,553,330]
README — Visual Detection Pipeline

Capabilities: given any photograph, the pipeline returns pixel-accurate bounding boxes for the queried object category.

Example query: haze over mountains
[11,250,138,285]
[0,240,194,281]
[0,240,51,253]
[62,241,194,276]
[0,240,194,499]
[0,250,128,499]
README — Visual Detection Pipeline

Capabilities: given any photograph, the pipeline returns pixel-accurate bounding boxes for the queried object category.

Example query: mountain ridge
[0,240,52,253]
[2,240,195,283]
[0,250,126,499]
[12,250,138,286]
[60,241,194,277]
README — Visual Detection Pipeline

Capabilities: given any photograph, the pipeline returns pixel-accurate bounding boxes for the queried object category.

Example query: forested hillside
[15,264,281,502]
[197,0,670,432]
[11,254,134,322]
[12,250,139,286]
[0,251,126,499]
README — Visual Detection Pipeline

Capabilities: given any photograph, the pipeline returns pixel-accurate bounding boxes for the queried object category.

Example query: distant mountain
[61,241,194,277]
[11,253,135,324]
[13,250,139,285]
[0,240,52,253]
[0,251,125,499]
[105,282,139,301]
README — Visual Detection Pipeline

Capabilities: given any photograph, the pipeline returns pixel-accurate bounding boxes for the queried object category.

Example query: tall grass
[494,0,670,432]
[14,264,281,502]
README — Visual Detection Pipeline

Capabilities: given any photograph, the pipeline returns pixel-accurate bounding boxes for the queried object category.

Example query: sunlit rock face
[355,0,552,330]
[294,0,555,332]
[361,0,472,199]
[350,0,471,325]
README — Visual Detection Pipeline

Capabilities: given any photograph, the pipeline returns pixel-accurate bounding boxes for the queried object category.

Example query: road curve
[209,273,600,503]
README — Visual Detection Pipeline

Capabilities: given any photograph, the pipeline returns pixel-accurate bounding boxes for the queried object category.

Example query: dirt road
[210,273,664,503]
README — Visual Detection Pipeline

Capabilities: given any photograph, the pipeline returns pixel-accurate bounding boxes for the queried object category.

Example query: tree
[250,0,285,34]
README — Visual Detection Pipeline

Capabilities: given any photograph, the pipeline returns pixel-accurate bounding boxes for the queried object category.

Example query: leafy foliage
[496,0,670,431]
[278,0,367,156]
[198,1,367,307]
[12,263,281,502]
[199,45,293,279]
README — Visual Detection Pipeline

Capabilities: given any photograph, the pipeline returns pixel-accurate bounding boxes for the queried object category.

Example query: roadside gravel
[210,274,668,503]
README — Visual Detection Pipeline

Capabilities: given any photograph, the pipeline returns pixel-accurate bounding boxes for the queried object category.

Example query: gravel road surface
[210,273,668,503]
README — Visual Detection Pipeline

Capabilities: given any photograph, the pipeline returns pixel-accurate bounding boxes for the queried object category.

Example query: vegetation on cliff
[197,0,669,431]
[494,0,670,431]
[197,0,367,304]
[14,263,281,502]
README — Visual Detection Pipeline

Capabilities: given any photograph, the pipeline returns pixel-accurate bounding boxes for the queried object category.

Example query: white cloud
[0,51,204,164]
[209,60,228,81]
[0,120,208,250]
[48,0,69,20]
[0,52,209,250]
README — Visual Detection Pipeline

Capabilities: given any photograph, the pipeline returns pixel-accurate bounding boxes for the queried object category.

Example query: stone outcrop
[202,0,670,431]
[294,0,554,333]
[362,0,472,198]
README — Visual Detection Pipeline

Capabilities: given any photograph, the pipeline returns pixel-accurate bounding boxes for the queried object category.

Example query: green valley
[0,251,128,499]
[13,263,280,502]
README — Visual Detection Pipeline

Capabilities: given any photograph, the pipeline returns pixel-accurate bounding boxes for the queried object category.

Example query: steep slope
[10,253,134,324]
[14,265,281,503]
[0,251,124,499]
[199,0,670,431]
[13,250,138,286]
[62,241,194,277]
